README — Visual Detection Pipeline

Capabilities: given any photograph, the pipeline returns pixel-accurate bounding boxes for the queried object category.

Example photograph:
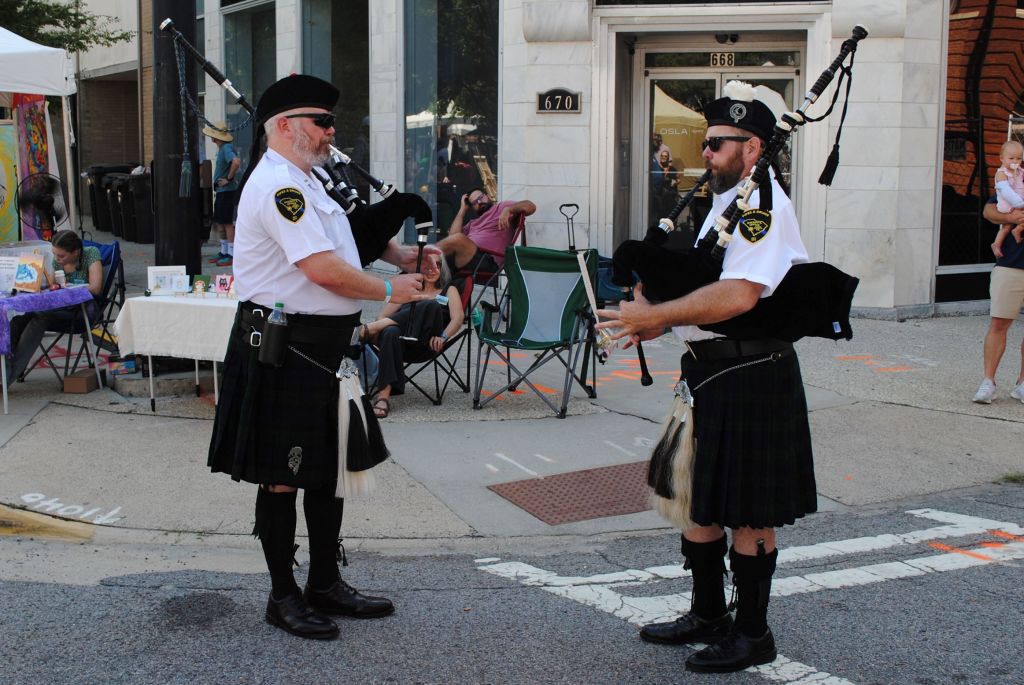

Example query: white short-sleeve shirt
[233,149,363,315]
[673,172,808,342]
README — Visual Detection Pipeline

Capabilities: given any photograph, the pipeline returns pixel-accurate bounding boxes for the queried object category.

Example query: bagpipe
[611,26,867,358]
[159,19,434,267]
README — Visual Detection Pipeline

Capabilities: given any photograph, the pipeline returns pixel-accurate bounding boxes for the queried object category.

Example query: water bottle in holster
[258,302,289,367]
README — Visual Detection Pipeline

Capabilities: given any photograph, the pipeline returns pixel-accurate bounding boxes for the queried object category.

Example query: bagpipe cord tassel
[648,391,698,530]
[817,62,855,186]
[335,374,377,498]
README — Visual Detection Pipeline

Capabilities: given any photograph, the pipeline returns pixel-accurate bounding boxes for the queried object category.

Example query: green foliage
[436,0,498,128]
[996,472,1024,485]
[0,0,134,53]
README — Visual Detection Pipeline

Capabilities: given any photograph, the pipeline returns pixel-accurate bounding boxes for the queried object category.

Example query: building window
[404,0,498,240]
[223,1,276,169]
[938,0,1023,300]
[302,0,370,200]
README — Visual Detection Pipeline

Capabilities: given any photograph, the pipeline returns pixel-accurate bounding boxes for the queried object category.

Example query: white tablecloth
[113,295,238,362]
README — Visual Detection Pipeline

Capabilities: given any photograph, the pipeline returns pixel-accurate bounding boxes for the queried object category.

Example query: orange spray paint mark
[927,541,993,561]
[989,529,1024,542]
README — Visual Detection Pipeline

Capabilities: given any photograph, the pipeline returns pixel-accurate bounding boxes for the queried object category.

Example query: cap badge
[729,103,747,123]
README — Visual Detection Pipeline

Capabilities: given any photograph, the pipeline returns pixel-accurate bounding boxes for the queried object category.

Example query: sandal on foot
[372,397,391,419]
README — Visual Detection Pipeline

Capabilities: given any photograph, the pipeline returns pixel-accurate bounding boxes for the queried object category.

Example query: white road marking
[476,509,1023,685]
[484,464,500,474]
[533,453,555,463]
[603,440,637,458]
[494,452,540,477]
[19,493,123,525]
[474,557,501,564]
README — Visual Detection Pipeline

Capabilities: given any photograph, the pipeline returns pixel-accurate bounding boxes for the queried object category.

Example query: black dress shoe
[685,628,777,673]
[304,579,395,619]
[265,592,339,640]
[639,612,733,645]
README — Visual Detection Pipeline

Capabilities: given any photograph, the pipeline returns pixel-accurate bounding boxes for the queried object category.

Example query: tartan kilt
[682,348,816,529]
[208,306,360,488]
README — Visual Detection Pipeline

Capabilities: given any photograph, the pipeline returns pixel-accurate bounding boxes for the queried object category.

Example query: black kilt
[682,348,816,529]
[208,304,360,488]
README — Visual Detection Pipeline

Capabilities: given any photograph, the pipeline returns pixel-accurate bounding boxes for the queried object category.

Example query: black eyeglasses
[284,113,336,129]
[701,136,751,152]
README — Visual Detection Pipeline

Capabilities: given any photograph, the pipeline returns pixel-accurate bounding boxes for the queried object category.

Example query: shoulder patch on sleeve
[275,188,306,223]
[738,208,771,244]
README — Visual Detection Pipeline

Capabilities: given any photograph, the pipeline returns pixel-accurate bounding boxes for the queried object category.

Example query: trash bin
[130,168,154,244]
[85,164,133,232]
[105,173,130,237]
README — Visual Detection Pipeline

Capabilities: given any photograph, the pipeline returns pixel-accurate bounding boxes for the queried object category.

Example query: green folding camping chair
[472,245,599,418]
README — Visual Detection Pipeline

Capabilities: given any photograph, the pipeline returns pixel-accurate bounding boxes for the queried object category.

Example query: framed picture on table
[213,274,234,294]
[147,265,189,294]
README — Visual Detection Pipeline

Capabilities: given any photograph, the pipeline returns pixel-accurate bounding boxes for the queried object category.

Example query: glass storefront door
[223,2,276,176]
[639,51,798,241]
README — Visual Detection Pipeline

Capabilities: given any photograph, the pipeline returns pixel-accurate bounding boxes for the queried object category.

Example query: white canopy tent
[0,26,78,233]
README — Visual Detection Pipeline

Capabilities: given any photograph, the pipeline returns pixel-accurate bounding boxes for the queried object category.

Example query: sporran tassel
[335,359,385,498]
[648,380,698,530]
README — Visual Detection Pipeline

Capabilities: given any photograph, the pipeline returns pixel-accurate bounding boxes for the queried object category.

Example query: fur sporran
[647,380,697,530]
[335,358,389,498]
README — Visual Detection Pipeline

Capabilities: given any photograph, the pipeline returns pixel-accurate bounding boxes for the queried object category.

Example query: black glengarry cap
[256,74,339,122]
[703,80,777,141]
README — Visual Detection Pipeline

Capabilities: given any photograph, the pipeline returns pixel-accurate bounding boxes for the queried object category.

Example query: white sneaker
[973,379,996,404]
[1011,381,1024,403]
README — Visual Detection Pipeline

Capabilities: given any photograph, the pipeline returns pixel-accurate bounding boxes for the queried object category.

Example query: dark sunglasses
[701,136,751,152]
[285,112,336,129]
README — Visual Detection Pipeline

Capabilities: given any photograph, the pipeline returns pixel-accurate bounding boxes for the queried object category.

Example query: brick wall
[77,79,140,217]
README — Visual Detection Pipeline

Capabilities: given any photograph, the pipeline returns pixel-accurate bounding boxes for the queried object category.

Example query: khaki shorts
[990,266,1024,319]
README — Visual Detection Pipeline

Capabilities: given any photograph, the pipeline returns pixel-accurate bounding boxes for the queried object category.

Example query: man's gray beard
[293,128,331,167]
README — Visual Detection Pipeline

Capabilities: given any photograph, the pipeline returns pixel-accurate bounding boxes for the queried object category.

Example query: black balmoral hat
[703,80,777,141]
[256,74,339,122]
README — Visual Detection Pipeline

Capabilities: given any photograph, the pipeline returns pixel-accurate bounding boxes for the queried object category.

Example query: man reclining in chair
[359,253,465,418]
[436,188,536,274]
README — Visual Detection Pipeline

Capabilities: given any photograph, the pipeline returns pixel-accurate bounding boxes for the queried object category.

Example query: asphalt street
[0,228,1022,684]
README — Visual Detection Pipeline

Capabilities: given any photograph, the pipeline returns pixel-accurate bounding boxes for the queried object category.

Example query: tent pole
[61,95,78,234]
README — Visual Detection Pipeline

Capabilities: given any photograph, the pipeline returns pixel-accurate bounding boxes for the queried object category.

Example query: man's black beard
[708,165,743,194]
[475,201,492,214]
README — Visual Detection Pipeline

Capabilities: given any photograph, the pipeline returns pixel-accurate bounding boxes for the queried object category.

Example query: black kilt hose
[208,304,361,488]
[683,347,817,529]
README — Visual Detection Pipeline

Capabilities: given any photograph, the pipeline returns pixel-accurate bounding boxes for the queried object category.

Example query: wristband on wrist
[383,280,392,303]
[439,332,448,341]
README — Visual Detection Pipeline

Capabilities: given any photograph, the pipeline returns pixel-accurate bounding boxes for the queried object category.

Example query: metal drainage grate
[488,461,651,526]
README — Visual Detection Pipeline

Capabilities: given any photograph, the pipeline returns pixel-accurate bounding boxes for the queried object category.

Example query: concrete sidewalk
[0,226,1021,546]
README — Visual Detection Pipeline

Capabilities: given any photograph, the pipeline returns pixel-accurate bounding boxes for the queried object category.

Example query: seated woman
[8,230,103,381]
[360,253,465,418]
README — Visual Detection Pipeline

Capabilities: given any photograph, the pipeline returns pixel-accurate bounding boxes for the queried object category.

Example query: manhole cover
[488,461,651,525]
